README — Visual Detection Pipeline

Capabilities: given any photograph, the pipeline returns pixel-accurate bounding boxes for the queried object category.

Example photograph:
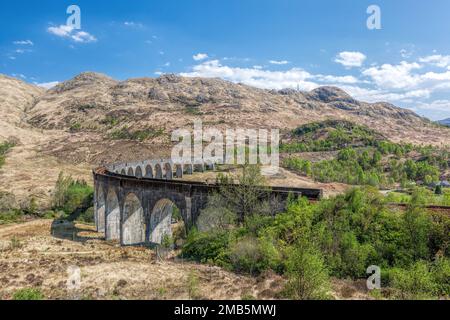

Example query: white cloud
[335,51,367,68]
[362,61,422,89]
[71,31,97,43]
[419,54,450,68]
[313,74,359,84]
[193,53,209,61]
[36,81,59,89]
[269,60,289,65]
[124,21,144,28]
[13,40,33,46]
[47,25,97,43]
[179,51,450,120]
[181,60,318,91]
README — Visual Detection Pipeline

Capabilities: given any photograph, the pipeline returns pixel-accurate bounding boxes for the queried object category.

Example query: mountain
[0,72,449,204]
[26,72,435,138]
[438,118,450,127]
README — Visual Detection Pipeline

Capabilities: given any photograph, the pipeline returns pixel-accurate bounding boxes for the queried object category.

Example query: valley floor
[0,220,370,300]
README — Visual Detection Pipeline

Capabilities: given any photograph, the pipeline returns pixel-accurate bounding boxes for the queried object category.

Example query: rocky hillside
[0,72,449,204]
[27,72,428,133]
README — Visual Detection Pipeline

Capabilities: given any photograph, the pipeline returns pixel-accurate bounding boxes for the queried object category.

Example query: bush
[52,172,93,215]
[229,236,268,275]
[196,193,237,232]
[387,261,437,299]
[432,257,450,296]
[283,244,331,300]
[0,140,16,168]
[181,229,231,266]
[13,288,44,300]
[77,206,94,223]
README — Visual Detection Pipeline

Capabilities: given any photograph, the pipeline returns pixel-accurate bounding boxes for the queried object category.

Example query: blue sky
[1,0,450,120]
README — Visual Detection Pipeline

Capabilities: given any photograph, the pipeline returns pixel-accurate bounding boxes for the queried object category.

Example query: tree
[283,244,330,300]
[216,165,270,222]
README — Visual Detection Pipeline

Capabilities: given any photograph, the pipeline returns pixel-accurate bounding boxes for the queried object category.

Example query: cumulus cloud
[419,54,450,68]
[269,60,290,65]
[193,53,209,61]
[335,51,367,68]
[362,61,422,89]
[179,51,450,119]
[47,25,97,43]
[182,59,322,91]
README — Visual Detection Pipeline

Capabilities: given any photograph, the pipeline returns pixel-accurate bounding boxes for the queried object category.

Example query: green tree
[216,165,270,222]
[283,244,331,300]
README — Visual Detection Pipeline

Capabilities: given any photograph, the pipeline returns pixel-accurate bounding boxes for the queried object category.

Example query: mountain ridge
[0,72,449,205]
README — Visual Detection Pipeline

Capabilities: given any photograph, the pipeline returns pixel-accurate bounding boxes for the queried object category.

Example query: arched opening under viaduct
[145,165,153,178]
[122,193,146,245]
[164,163,173,180]
[149,199,184,245]
[135,166,143,178]
[127,167,134,176]
[155,164,163,179]
[106,189,120,241]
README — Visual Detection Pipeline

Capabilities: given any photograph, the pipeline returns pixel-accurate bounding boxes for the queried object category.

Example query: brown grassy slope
[0,72,449,205]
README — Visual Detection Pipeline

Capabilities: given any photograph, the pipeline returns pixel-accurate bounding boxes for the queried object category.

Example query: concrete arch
[155,164,163,179]
[135,166,143,178]
[96,186,106,232]
[145,165,153,178]
[106,188,120,241]
[150,199,177,244]
[122,193,145,245]
[165,163,173,180]
[127,167,134,176]
[120,169,126,175]
[175,164,183,178]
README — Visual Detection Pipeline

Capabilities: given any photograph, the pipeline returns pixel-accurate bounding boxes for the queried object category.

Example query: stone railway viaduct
[93,159,323,246]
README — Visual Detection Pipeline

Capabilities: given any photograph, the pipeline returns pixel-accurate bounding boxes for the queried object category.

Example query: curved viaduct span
[93,159,323,246]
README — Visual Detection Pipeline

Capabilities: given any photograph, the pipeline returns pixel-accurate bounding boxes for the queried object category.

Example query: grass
[109,126,166,142]
[0,141,16,168]
[12,288,44,300]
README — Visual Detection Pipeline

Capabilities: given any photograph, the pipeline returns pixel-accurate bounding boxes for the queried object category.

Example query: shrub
[109,126,165,142]
[283,244,331,300]
[0,140,16,168]
[186,271,200,300]
[432,257,450,296]
[77,206,94,223]
[229,236,268,275]
[196,193,237,232]
[13,288,44,300]
[52,172,93,215]
[181,229,231,267]
[387,261,437,299]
